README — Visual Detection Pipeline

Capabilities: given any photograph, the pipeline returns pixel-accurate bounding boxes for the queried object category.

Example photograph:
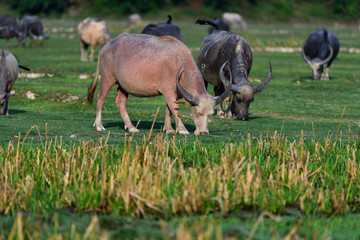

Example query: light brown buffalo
[77,18,111,61]
[87,33,232,135]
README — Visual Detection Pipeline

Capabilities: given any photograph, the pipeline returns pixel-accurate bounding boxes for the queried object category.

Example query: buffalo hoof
[164,129,176,134]
[93,123,106,131]
[178,129,190,135]
[128,128,139,133]
[321,75,329,81]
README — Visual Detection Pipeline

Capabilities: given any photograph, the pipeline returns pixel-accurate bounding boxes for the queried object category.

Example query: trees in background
[3,0,359,21]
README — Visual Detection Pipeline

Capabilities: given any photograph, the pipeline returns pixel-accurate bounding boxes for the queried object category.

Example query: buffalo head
[302,46,333,80]
[176,62,232,135]
[220,61,272,120]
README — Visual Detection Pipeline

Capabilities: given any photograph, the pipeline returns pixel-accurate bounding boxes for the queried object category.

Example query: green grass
[1,19,360,239]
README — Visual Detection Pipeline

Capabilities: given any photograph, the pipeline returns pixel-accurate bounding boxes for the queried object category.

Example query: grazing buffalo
[87,33,232,135]
[208,18,230,34]
[141,15,184,42]
[78,18,111,61]
[0,50,29,115]
[19,16,50,42]
[196,19,272,121]
[302,30,339,80]
[126,14,142,27]
[0,15,25,47]
[222,12,247,30]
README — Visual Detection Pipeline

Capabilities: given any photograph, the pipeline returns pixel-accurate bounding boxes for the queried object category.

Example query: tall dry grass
[1,123,359,218]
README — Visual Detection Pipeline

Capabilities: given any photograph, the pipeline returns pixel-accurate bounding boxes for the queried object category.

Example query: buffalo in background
[302,29,339,80]
[0,15,49,47]
[141,15,184,42]
[19,16,50,42]
[0,15,25,47]
[196,19,271,121]
[78,18,112,61]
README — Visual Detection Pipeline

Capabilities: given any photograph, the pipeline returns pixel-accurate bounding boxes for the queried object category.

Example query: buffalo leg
[90,45,95,61]
[163,104,175,133]
[214,86,225,117]
[162,95,189,134]
[321,66,330,80]
[115,83,139,133]
[80,41,88,61]
[93,75,115,131]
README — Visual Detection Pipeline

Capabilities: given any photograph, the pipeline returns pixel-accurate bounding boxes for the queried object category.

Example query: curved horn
[301,47,312,64]
[317,46,333,66]
[219,60,240,92]
[254,62,272,93]
[215,62,233,105]
[176,64,200,105]
[28,26,39,40]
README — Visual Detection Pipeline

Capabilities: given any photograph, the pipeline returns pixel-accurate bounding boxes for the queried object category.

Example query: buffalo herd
[0,14,341,135]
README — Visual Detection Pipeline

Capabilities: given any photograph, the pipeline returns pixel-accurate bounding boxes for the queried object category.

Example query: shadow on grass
[104,121,196,133]
[8,109,27,115]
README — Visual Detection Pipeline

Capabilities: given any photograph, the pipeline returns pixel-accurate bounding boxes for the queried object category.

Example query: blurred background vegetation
[0,0,359,22]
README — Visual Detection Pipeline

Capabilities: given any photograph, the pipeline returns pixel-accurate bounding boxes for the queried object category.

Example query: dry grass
[1,123,359,219]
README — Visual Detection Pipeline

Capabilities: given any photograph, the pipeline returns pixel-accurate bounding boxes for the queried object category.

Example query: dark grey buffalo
[141,15,184,42]
[302,30,339,80]
[19,16,50,42]
[196,19,271,121]
[0,15,25,47]
[0,50,29,115]
[208,18,230,34]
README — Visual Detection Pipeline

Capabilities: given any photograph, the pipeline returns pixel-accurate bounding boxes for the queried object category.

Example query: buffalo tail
[87,48,102,105]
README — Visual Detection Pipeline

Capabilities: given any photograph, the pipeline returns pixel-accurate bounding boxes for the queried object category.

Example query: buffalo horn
[215,62,233,105]
[219,60,240,92]
[301,47,312,64]
[317,46,333,66]
[254,62,272,93]
[176,64,200,105]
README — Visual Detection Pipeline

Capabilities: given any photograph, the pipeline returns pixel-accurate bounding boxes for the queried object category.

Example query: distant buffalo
[302,30,339,80]
[141,15,184,42]
[78,18,111,61]
[19,16,50,42]
[222,12,247,30]
[0,15,25,47]
[126,14,142,27]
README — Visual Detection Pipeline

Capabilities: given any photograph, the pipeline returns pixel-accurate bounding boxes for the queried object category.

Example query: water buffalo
[0,15,25,47]
[196,19,272,121]
[302,30,339,80]
[78,18,111,61]
[19,16,50,42]
[0,50,29,115]
[87,33,232,135]
[141,15,184,42]
[222,12,247,30]
[208,18,230,34]
[126,14,142,27]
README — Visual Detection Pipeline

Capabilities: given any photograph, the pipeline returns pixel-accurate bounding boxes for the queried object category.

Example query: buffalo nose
[236,116,248,121]
[200,131,209,135]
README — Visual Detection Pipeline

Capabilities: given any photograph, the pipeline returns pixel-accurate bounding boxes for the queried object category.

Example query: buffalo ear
[174,100,190,106]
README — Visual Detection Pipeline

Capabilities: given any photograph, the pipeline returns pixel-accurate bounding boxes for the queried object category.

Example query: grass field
[1,18,360,239]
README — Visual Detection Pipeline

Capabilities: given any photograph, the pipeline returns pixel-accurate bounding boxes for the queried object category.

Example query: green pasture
[1,19,360,239]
